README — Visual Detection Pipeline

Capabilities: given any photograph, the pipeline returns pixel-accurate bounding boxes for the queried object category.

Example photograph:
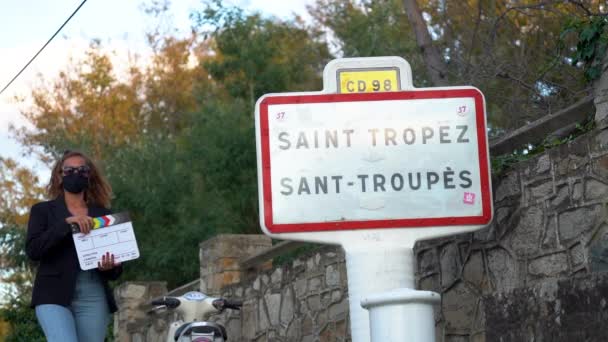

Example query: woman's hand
[98,252,121,271]
[66,215,94,234]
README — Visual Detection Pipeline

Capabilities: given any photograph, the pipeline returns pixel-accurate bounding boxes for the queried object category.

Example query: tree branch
[402,0,449,86]
[491,1,562,44]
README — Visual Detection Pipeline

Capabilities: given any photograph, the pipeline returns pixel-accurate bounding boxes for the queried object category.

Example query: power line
[0,0,88,96]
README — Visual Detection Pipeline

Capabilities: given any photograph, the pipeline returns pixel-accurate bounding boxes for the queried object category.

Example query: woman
[26,150,122,342]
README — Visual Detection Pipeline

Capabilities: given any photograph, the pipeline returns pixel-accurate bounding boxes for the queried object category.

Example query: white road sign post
[255,57,493,342]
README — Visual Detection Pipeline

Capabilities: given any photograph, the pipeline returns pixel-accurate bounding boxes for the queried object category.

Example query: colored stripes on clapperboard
[71,212,130,233]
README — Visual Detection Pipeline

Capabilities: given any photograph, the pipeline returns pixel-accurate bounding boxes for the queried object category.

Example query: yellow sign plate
[338,68,400,93]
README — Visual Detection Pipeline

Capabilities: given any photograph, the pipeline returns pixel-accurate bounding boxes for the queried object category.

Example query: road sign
[255,57,493,342]
[256,89,491,234]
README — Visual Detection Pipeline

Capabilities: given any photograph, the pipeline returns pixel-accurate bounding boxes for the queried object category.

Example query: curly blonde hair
[47,150,112,208]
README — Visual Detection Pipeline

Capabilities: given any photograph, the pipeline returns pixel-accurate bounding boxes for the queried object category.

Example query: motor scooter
[148,291,242,342]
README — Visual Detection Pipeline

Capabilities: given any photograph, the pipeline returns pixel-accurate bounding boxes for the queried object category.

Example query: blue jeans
[35,271,110,342]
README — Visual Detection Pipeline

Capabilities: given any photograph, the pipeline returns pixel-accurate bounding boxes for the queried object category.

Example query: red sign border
[258,89,492,233]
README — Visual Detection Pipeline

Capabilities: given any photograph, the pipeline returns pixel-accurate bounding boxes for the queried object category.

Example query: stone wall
[114,281,168,342]
[114,237,351,342]
[413,127,608,341]
[212,245,350,342]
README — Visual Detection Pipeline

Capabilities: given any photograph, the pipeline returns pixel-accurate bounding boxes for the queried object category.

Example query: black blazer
[25,195,122,313]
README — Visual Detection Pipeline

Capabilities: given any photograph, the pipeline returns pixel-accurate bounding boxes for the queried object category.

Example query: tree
[309,0,604,133]
[419,0,601,131]
[12,41,145,163]
[102,2,333,287]
[193,1,332,109]
[309,0,429,84]
[12,35,204,163]
[402,0,448,86]
[0,158,45,341]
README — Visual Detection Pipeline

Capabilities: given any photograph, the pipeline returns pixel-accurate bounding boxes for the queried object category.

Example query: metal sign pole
[361,286,440,341]
[343,245,417,341]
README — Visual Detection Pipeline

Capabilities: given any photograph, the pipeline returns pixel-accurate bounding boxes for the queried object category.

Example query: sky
[0,0,314,179]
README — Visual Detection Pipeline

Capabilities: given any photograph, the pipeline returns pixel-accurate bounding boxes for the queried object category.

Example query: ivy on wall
[562,16,608,82]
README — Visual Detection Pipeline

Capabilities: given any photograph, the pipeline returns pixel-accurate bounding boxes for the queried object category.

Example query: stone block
[558,205,602,242]
[265,292,281,326]
[280,287,295,325]
[584,178,608,201]
[294,278,307,298]
[572,181,583,201]
[121,284,147,299]
[319,323,336,342]
[418,248,438,274]
[325,264,340,287]
[307,295,321,312]
[302,316,313,335]
[308,276,322,292]
[495,171,521,202]
[200,234,272,295]
[440,243,461,288]
[328,297,348,320]
[226,318,241,341]
[495,206,512,225]
[463,251,486,291]
[486,248,519,292]
[550,185,570,209]
[330,290,342,303]
[528,252,568,277]
[271,268,283,285]
[442,282,477,331]
[555,154,587,177]
[242,301,257,339]
[335,319,348,340]
[473,224,494,241]
[591,154,608,180]
[302,334,314,342]
[507,206,544,257]
[258,299,269,331]
[315,310,328,329]
[569,243,585,268]
[534,154,551,174]
[528,179,554,201]
[419,274,441,294]
[594,55,608,124]
[541,215,558,249]
[589,224,608,272]
[286,319,300,340]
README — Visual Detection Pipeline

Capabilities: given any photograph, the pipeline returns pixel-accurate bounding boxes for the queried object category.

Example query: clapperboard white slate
[71,212,140,270]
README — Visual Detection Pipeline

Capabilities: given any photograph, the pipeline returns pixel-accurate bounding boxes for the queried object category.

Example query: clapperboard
[71,212,140,270]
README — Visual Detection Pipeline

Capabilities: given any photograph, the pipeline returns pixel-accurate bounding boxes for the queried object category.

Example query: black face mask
[63,174,89,194]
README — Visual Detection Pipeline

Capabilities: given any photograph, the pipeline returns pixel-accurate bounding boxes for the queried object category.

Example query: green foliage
[0,226,42,342]
[107,100,259,288]
[101,3,332,287]
[0,296,43,342]
[309,0,427,84]
[0,158,44,341]
[193,0,331,108]
[562,16,608,82]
